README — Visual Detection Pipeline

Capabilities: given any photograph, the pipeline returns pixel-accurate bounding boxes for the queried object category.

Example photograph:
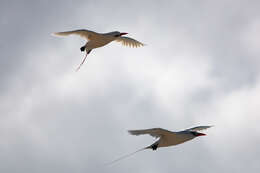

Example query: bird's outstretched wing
[52,29,97,40]
[128,128,173,138]
[184,126,213,132]
[115,36,145,48]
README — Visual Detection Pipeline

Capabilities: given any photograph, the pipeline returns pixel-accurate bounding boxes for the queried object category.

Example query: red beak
[197,132,206,136]
[119,32,128,36]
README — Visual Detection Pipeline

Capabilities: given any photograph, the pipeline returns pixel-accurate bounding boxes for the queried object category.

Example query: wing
[52,29,98,40]
[128,128,174,138]
[185,126,213,132]
[115,36,145,48]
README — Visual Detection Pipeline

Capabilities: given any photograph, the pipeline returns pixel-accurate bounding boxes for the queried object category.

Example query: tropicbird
[107,126,212,165]
[53,29,144,71]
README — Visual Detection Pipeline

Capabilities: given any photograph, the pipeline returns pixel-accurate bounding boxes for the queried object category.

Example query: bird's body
[53,29,144,70]
[153,131,195,148]
[82,31,117,49]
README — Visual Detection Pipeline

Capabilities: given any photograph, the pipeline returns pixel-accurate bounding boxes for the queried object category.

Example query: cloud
[0,0,259,173]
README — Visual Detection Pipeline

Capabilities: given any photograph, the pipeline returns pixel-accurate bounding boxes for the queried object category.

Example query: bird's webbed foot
[151,144,158,150]
[80,46,85,52]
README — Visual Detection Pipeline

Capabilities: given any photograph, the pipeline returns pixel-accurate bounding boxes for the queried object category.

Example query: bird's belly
[88,39,113,49]
[159,136,193,147]
[94,41,110,48]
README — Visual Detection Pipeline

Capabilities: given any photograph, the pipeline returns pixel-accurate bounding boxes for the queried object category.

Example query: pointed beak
[119,32,128,36]
[197,132,206,136]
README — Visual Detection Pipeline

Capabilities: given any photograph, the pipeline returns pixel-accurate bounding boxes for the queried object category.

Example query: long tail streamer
[76,52,88,71]
[105,146,149,166]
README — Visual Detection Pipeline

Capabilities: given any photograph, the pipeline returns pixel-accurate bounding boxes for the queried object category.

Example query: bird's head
[190,131,206,137]
[111,31,128,37]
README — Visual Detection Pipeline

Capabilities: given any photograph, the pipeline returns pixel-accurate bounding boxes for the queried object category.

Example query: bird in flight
[53,29,145,71]
[107,126,212,165]
[129,125,212,150]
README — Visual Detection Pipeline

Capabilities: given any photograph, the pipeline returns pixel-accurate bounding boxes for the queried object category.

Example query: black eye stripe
[191,131,196,136]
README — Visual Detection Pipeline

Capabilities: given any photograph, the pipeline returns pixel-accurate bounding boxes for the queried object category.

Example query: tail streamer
[76,52,88,71]
[105,146,150,166]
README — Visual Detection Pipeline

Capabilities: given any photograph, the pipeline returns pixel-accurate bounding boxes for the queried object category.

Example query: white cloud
[1,0,260,173]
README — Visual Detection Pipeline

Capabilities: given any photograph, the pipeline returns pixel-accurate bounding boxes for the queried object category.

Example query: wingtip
[51,32,59,37]
[133,43,146,48]
[204,125,214,130]
[52,32,65,37]
[128,130,136,135]
[137,42,146,47]
[204,125,214,129]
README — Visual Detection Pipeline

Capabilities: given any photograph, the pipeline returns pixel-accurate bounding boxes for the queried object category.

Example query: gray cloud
[0,0,260,173]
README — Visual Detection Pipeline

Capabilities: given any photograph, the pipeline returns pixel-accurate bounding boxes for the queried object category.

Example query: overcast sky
[1,0,260,172]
